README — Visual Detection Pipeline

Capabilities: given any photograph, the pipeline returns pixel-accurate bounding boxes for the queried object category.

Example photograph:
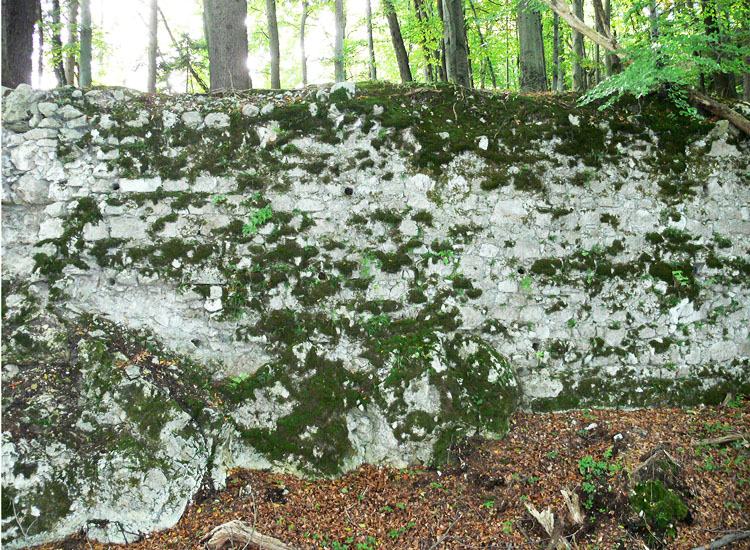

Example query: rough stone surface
[2,84,749,549]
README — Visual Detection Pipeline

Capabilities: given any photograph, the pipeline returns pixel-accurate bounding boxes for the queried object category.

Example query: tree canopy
[2,0,749,130]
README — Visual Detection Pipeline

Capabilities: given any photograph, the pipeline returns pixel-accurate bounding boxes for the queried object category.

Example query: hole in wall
[344,187,353,196]
[112,183,120,191]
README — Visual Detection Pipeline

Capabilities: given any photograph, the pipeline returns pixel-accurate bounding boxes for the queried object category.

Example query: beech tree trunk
[203,0,250,90]
[266,0,280,88]
[572,0,584,90]
[300,1,308,86]
[50,0,66,86]
[366,0,377,80]
[64,0,78,85]
[79,0,91,87]
[442,0,470,86]
[383,0,412,83]
[552,14,560,90]
[518,0,547,91]
[147,0,158,93]
[2,0,39,88]
[334,0,346,81]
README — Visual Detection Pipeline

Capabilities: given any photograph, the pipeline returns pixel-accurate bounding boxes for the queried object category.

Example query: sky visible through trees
[7,0,750,111]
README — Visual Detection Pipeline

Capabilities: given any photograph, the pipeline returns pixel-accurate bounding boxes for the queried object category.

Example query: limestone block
[58,105,84,120]
[181,111,202,128]
[13,174,49,204]
[37,102,59,117]
[38,218,65,240]
[109,217,148,240]
[83,221,109,241]
[241,104,259,117]
[204,112,230,129]
[119,178,161,193]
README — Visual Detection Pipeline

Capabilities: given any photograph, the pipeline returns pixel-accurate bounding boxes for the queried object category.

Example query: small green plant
[212,193,228,206]
[672,270,690,287]
[520,276,533,291]
[243,205,273,235]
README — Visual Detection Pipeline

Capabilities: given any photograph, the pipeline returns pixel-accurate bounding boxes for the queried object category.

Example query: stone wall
[2,82,749,547]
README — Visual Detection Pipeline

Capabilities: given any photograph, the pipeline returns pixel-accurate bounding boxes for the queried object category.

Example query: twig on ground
[690,531,750,550]
[427,513,463,550]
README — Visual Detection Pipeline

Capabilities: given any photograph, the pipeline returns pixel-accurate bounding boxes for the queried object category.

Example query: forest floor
[36,399,749,550]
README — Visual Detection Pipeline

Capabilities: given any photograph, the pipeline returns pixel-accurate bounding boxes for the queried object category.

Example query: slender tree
[64,0,78,85]
[383,0,413,83]
[300,0,309,85]
[572,0,584,90]
[442,0,470,85]
[366,0,377,80]
[334,0,346,81]
[436,0,448,81]
[267,0,280,88]
[2,0,40,88]
[203,0,251,90]
[552,13,560,91]
[147,0,158,93]
[413,0,436,82]
[50,0,66,86]
[79,0,91,86]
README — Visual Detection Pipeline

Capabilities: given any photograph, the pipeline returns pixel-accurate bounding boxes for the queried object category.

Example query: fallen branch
[692,433,749,447]
[690,531,750,550]
[202,519,298,550]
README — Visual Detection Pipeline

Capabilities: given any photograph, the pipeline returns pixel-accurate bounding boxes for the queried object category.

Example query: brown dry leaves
[35,400,750,550]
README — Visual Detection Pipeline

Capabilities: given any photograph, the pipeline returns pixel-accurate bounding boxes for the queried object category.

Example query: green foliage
[581,3,750,110]
[243,206,273,235]
[630,480,688,541]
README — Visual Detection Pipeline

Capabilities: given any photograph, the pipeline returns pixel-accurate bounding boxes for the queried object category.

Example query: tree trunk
[266,0,280,88]
[383,0,412,83]
[203,0,250,90]
[436,0,448,81]
[468,0,496,87]
[79,0,91,87]
[366,0,377,80]
[159,6,209,92]
[147,0,158,93]
[702,0,737,98]
[64,0,78,85]
[572,0,584,91]
[50,0,66,86]
[334,0,346,81]
[518,0,548,91]
[442,0,470,86]
[552,13,560,90]
[2,0,39,88]
[300,1,308,86]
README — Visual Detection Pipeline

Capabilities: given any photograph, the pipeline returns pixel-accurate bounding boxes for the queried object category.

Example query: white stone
[241,104,259,117]
[204,298,222,312]
[37,102,59,117]
[13,174,49,203]
[181,111,202,127]
[38,218,64,240]
[297,198,325,212]
[331,81,356,99]
[477,136,489,150]
[399,219,418,237]
[260,103,275,116]
[82,221,109,241]
[204,112,230,129]
[120,178,161,193]
[58,104,83,120]
[109,217,148,240]
[568,114,580,127]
